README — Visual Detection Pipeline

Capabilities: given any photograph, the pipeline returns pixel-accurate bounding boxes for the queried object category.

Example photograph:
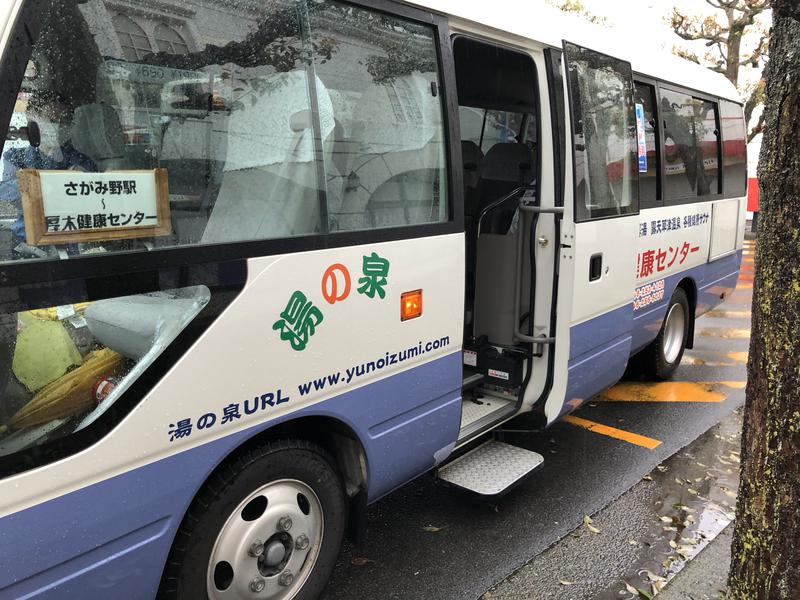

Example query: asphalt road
[322,242,754,600]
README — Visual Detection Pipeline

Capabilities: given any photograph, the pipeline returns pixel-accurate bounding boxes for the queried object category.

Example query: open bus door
[541,42,639,425]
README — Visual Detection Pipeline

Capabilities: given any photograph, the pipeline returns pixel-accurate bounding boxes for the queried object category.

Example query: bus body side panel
[0,352,460,599]
[563,303,632,416]
[0,233,464,598]
[630,199,744,353]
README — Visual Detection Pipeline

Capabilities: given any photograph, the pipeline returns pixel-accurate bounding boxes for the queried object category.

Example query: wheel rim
[662,302,686,364]
[207,479,324,600]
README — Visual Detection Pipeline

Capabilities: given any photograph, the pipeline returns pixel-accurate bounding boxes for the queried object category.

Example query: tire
[159,439,347,600]
[641,287,691,380]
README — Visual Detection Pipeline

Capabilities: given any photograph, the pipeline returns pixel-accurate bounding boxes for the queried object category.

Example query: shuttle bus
[0,0,746,598]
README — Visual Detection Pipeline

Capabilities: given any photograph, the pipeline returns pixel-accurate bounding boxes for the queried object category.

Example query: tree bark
[727,2,800,599]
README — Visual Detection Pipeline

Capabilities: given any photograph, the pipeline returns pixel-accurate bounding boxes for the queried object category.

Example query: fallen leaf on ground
[659,516,673,523]
[643,570,666,583]
[559,580,575,586]
[624,581,640,596]
[351,557,373,566]
[421,525,448,532]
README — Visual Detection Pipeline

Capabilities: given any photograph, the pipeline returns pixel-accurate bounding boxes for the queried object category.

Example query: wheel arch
[173,414,370,559]
[676,277,698,349]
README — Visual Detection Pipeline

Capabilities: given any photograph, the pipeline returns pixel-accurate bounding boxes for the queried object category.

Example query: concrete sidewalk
[658,524,731,600]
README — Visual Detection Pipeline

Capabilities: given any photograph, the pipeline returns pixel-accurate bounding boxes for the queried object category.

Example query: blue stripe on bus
[0,352,461,599]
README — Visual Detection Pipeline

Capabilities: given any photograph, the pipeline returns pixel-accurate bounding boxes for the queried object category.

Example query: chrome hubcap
[663,302,686,364]
[207,480,323,600]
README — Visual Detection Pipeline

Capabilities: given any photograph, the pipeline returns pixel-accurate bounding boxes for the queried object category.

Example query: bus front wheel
[159,439,346,600]
[642,287,690,380]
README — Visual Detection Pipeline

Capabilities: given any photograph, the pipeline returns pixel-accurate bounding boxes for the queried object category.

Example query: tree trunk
[726,3,800,599]
[725,8,741,87]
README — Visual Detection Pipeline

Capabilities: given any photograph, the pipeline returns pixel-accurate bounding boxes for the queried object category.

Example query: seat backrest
[70,103,125,171]
[478,142,534,233]
[200,71,336,244]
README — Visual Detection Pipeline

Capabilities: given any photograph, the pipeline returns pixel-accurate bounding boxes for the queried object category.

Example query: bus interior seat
[70,104,125,171]
[462,140,483,217]
[462,140,483,326]
[478,142,534,234]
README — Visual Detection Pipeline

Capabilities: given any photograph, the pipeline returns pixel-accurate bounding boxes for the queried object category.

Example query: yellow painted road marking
[599,381,746,403]
[699,328,751,338]
[727,351,749,363]
[719,381,747,389]
[705,309,751,318]
[562,415,662,449]
[682,356,734,367]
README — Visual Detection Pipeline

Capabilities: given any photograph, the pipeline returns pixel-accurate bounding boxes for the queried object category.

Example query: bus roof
[407,0,742,103]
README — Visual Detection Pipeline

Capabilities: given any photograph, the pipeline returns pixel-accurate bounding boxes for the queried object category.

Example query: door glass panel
[564,42,638,221]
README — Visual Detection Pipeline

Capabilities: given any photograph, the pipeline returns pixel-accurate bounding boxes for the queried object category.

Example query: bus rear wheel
[642,287,690,380]
[159,439,346,600]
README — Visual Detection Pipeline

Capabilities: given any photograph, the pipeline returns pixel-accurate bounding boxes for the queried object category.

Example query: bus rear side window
[0,0,448,263]
[720,99,747,198]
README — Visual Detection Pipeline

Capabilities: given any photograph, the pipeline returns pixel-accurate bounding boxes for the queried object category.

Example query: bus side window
[720,99,747,198]
[661,89,721,201]
[310,4,449,233]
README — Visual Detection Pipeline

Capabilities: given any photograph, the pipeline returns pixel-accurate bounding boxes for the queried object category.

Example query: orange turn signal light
[400,289,423,321]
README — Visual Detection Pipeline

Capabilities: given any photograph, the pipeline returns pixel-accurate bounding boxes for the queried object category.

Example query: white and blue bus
[0,0,746,598]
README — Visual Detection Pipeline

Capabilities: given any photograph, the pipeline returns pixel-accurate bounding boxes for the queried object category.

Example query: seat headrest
[481,142,533,182]
[71,104,125,163]
[461,140,483,172]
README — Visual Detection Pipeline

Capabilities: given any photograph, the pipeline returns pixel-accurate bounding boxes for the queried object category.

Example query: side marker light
[401,289,422,321]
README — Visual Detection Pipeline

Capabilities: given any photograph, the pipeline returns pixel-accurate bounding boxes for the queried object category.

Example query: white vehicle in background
[0,0,746,598]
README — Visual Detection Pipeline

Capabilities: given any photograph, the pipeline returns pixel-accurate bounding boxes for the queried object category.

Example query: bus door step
[437,440,543,498]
